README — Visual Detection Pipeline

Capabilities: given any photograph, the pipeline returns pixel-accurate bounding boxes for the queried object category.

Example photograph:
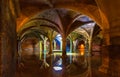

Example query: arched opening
[16,8,103,77]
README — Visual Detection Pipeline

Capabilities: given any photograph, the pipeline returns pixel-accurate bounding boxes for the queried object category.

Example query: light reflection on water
[42,52,89,77]
[53,58,62,71]
[53,66,62,71]
[18,42,102,77]
[18,51,89,77]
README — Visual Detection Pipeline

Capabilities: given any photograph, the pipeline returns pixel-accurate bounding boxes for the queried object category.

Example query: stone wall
[108,45,120,77]
[0,1,2,76]
[0,34,2,76]
[0,0,17,77]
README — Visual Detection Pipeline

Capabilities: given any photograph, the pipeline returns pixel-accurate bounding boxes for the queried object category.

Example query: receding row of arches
[16,8,103,77]
[1,0,120,77]
[17,8,102,57]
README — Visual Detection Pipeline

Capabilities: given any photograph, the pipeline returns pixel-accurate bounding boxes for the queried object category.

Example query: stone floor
[15,54,108,77]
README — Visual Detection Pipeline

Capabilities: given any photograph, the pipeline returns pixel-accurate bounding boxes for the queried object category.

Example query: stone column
[99,30,110,74]
[73,40,77,52]
[48,40,53,54]
[0,34,2,76]
[69,39,72,64]
[62,37,67,58]
[43,37,47,60]
[108,45,120,77]
[0,1,2,76]
[61,36,67,77]
[39,41,42,60]
[107,21,120,77]
[53,40,56,50]
[99,45,109,73]
[69,39,73,52]
[0,0,17,77]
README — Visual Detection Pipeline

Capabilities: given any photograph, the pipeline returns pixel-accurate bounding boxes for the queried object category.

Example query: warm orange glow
[80,44,84,49]
[17,17,29,32]
[79,44,85,56]
[80,49,84,55]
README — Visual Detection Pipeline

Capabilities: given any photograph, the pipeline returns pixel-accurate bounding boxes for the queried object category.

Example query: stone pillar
[0,1,2,76]
[39,41,42,60]
[69,39,72,64]
[48,40,53,54]
[53,40,56,50]
[0,0,17,77]
[61,36,67,77]
[62,37,67,58]
[0,34,2,76]
[88,39,92,77]
[73,40,77,52]
[43,37,47,60]
[107,21,120,77]
[99,30,110,74]
[99,45,109,73]
[108,45,120,77]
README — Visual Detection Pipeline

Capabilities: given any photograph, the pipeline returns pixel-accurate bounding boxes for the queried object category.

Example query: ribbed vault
[17,0,106,32]
[17,8,99,58]
[18,8,93,37]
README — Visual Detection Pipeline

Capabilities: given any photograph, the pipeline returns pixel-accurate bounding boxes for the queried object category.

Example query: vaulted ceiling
[17,0,120,44]
[17,0,103,32]
[17,8,95,40]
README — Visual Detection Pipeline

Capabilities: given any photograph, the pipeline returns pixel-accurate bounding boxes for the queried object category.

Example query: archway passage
[16,7,107,77]
[18,8,94,57]
[2,0,120,77]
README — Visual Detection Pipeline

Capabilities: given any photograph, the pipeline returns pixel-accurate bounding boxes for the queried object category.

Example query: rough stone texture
[108,45,120,77]
[0,35,2,76]
[99,45,109,74]
[0,0,17,77]
[110,36,120,45]
[1,0,120,77]
[0,1,2,76]
[17,1,101,32]
[98,45,120,77]
[99,43,120,77]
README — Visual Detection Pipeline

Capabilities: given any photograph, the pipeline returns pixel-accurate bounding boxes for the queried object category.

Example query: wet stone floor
[16,55,88,77]
[15,53,89,77]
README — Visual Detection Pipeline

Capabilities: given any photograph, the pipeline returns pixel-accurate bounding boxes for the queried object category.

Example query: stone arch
[17,3,105,33]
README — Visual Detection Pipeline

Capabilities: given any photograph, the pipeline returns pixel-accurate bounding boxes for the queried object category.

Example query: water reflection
[17,51,89,77]
[53,57,62,71]
[40,51,89,77]
[53,66,62,71]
